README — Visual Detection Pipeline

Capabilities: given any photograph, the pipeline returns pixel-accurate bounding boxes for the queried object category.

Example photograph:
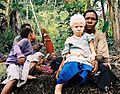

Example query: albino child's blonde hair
[70,14,85,27]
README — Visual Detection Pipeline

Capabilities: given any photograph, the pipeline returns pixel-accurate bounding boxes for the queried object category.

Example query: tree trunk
[101,0,106,22]
[108,0,120,52]
[6,0,11,30]
[114,1,120,52]
[118,0,120,8]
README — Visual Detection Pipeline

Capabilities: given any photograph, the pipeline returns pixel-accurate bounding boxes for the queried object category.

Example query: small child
[55,14,96,94]
[1,28,34,94]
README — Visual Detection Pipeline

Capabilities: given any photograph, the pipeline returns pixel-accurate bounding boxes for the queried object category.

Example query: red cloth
[42,28,55,54]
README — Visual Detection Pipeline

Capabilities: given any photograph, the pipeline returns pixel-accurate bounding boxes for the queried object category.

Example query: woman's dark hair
[20,28,33,38]
[83,9,98,21]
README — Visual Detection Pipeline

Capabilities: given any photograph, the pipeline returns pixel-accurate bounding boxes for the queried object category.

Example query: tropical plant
[0,30,15,54]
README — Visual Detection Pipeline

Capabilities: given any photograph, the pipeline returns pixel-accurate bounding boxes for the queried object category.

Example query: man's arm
[95,31,109,59]
[89,40,98,74]
[89,40,96,61]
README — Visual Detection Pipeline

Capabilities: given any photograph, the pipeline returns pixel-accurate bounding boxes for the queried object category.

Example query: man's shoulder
[95,29,106,36]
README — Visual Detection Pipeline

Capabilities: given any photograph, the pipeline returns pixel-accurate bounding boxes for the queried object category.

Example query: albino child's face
[71,19,85,37]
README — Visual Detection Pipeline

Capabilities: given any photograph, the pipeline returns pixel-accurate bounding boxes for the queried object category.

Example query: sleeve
[61,37,71,55]
[96,32,109,58]
[14,39,29,59]
[18,38,28,48]
[13,44,25,59]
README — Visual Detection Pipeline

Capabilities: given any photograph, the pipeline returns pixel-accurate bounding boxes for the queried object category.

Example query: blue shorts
[57,62,93,85]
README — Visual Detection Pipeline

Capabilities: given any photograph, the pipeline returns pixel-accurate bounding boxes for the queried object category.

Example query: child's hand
[18,57,25,64]
[90,55,95,61]
[91,60,98,75]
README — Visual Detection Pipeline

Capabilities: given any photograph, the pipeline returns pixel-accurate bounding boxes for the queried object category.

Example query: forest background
[0,0,120,93]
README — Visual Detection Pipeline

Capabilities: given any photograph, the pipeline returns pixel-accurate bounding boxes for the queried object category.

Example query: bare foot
[27,75,37,79]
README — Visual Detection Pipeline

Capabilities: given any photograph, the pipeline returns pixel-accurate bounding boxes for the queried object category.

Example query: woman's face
[71,19,85,37]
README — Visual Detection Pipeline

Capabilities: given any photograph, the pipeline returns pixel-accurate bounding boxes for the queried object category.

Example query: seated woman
[55,14,96,94]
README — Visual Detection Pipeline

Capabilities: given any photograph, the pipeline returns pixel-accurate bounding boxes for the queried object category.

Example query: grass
[0,63,6,78]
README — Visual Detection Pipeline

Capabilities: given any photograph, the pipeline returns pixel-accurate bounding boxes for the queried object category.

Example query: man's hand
[91,60,98,75]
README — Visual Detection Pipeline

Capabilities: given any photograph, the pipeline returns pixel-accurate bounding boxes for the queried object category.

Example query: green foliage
[93,0,99,6]
[93,0,106,6]
[101,0,106,6]
[107,28,114,50]
[21,9,33,19]
[64,2,85,15]
[0,64,6,78]
[0,0,114,55]
[102,20,110,32]
[36,10,69,53]
[0,13,5,17]
[32,0,44,5]
[0,3,6,10]
[0,30,15,54]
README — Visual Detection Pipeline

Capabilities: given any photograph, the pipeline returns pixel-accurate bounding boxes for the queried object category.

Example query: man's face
[84,12,97,30]
[71,20,85,36]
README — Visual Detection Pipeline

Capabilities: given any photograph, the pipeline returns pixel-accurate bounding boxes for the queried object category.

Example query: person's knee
[10,79,18,86]
[55,84,63,90]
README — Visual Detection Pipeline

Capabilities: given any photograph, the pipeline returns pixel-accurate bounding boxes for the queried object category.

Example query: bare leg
[27,75,36,79]
[55,84,63,94]
[1,79,17,94]
[28,62,37,79]
[29,62,36,69]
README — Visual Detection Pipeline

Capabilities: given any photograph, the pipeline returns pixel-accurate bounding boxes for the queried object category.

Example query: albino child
[55,14,96,94]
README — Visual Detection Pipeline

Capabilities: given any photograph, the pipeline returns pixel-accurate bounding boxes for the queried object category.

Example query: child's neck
[73,34,81,39]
